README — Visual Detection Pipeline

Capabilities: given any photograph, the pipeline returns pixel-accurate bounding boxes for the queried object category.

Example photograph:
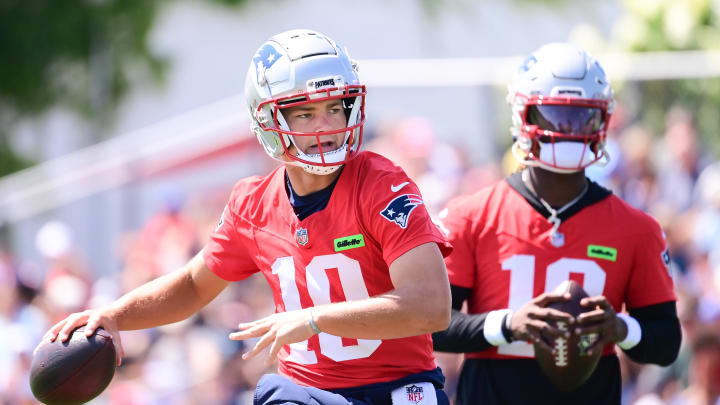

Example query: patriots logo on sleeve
[380,194,423,229]
[252,44,283,83]
[215,205,228,232]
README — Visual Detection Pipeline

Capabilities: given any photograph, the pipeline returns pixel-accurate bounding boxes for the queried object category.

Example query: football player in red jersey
[432,43,681,405]
[40,30,453,405]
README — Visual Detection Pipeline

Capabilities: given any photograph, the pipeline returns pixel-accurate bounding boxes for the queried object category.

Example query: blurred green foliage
[0,0,249,177]
[615,0,720,158]
[0,0,164,119]
[0,0,166,175]
[2,0,719,178]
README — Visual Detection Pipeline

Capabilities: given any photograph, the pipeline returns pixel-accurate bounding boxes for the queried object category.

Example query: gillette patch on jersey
[587,244,617,262]
[391,382,437,405]
[334,234,365,252]
[380,194,424,229]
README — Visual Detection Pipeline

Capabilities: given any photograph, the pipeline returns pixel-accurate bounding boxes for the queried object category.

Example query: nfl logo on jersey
[406,385,424,403]
[296,228,309,246]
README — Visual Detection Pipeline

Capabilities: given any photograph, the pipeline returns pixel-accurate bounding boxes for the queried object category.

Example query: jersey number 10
[271,253,382,364]
[500,254,607,357]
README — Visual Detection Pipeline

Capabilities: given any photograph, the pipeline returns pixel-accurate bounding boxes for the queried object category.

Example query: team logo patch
[215,205,228,232]
[334,234,365,252]
[406,385,424,404]
[587,244,617,262]
[296,228,309,246]
[380,194,423,229]
[661,247,672,278]
[578,333,598,356]
[252,44,282,83]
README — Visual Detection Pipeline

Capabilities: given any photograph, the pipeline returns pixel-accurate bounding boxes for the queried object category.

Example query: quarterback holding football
[40,30,453,405]
[433,43,681,405]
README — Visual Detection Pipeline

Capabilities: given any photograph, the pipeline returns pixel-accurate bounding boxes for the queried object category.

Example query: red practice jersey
[440,173,675,360]
[203,151,452,388]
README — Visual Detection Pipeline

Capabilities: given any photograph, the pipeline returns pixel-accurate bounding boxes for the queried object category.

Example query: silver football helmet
[508,43,615,173]
[244,29,365,175]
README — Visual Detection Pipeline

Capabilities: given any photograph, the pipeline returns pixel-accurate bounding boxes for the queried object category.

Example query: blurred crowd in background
[2,100,720,405]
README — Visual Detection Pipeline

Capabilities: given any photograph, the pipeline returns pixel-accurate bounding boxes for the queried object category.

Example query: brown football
[30,326,116,405]
[534,280,602,392]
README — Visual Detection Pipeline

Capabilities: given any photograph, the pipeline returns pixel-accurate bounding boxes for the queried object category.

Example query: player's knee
[254,374,311,405]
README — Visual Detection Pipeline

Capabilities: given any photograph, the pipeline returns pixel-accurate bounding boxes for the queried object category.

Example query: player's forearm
[106,267,209,330]
[312,283,450,339]
[433,309,494,352]
[623,302,681,366]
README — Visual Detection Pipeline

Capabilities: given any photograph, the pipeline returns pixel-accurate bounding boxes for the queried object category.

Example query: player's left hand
[229,309,316,365]
[574,296,628,355]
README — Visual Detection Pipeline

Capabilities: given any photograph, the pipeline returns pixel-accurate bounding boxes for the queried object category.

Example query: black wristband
[501,313,514,343]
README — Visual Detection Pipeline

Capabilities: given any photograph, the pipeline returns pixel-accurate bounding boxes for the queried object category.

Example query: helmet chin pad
[538,141,597,171]
[512,138,610,174]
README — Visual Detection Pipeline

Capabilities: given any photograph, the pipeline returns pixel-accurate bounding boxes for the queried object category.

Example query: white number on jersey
[271,254,382,364]
[498,255,606,357]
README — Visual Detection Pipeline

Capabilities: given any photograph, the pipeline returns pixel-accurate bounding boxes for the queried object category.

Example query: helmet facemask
[508,43,615,174]
[255,83,366,175]
[511,94,611,173]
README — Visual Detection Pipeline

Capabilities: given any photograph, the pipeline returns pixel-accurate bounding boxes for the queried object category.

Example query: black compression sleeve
[450,284,470,311]
[433,285,495,352]
[623,301,681,366]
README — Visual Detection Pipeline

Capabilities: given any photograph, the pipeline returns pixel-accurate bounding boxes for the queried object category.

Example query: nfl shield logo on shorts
[391,382,437,405]
[296,228,309,246]
[406,385,423,403]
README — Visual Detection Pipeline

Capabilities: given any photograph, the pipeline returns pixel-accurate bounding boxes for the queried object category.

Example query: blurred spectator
[668,330,720,405]
[615,125,659,211]
[368,116,465,214]
[655,107,706,214]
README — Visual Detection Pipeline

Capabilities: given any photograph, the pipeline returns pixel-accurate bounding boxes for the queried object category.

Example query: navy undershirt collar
[285,168,343,221]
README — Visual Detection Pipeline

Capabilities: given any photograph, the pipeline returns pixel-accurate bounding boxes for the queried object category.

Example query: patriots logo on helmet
[253,44,283,83]
[519,54,537,73]
[380,194,423,229]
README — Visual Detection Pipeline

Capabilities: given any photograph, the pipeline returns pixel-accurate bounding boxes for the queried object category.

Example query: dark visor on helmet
[527,105,605,135]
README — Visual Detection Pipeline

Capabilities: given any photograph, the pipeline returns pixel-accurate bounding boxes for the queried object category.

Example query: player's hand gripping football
[229,308,317,365]
[37,308,125,366]
[509,292,575,352]
[574,296,628,356]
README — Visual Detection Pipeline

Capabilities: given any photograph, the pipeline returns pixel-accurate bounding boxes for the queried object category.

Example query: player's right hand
[39,308,125,366]
[509,292,575,352]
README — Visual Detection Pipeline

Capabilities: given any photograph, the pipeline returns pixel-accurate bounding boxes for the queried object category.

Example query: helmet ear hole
[342,100,353,122]
[342,92,360,123]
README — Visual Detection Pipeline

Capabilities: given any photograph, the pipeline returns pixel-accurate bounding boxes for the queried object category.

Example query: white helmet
[244,29,365,175]
[508,43,614,173]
